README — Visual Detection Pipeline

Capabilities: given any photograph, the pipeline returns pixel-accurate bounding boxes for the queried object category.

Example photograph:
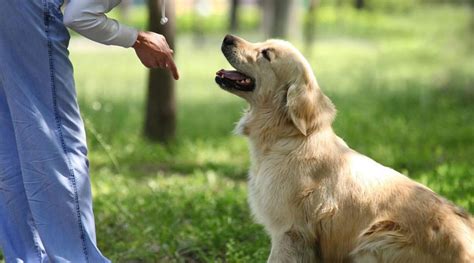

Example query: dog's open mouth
[215,69,255,92]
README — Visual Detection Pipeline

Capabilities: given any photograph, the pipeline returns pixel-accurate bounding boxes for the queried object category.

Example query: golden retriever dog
[214,34,474,263]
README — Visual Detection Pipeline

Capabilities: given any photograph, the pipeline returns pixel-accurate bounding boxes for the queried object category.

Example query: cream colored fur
[218,35,474,263]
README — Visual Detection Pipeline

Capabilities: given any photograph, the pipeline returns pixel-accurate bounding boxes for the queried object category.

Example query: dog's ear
[286,80,317,136]
[286,78,335,136]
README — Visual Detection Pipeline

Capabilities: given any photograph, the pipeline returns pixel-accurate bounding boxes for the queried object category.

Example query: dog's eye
[261,49,271,61]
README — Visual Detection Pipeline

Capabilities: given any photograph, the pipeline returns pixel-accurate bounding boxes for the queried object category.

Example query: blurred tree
[229,0,240,32]
[262,0,295,38]
[192,0,209,45]
[354,0,365,9]
[144,0,176,142]
[304,0,320,56]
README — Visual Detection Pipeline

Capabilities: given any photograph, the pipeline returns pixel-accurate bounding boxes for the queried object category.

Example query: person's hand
[132,31,179,80]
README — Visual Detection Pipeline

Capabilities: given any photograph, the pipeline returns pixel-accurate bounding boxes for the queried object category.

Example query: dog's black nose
[223,34,236,46]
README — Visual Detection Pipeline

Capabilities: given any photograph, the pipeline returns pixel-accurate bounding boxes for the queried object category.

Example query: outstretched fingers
[133,31,180,79]
[164,52,179,80]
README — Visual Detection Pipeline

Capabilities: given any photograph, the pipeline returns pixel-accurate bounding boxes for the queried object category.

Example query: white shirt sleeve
[63,0,139,48]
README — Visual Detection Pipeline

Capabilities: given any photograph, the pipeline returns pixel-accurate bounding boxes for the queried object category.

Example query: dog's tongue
[217,69,248,81]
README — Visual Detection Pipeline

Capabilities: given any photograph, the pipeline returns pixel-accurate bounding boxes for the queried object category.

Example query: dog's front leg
[267,230,321,263]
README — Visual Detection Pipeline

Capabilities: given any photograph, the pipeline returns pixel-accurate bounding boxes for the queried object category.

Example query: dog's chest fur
[243,127,343,235]
[246,142,331,236]
[247,156,301,233]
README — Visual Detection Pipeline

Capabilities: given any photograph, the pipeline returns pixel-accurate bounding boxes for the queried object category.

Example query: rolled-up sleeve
[63,0,138,48]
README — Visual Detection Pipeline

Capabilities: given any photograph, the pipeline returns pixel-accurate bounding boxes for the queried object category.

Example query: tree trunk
[262,0,294,38]
[304,0,319,56]
[229,0,240,32]
[144,0,176,142]
[354,0,365,9]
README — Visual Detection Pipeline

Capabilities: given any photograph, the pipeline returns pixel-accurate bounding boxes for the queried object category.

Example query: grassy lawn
[1,4,473,263]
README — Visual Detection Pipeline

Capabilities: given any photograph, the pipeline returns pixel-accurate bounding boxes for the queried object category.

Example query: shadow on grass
[92,173,269,262]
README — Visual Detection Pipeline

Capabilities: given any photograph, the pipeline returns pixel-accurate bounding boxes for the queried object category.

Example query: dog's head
[215,35,335,137]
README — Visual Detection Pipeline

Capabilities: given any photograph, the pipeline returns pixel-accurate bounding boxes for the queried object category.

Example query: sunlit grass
[68,5,474,262]
[1,4,472,262]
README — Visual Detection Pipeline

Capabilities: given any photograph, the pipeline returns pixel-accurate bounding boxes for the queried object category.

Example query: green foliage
[106,5,261,33]
[71,5,472,261]
[1,4,472,263]
[364,0,418,12]
[318,0,469,11]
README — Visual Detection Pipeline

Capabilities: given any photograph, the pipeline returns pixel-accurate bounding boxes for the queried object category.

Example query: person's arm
[63,0,179,79]
[63,0,137,47]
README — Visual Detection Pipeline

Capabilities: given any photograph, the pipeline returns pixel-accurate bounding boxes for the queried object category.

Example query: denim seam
[43,1,89,262]
[27,214,44,262]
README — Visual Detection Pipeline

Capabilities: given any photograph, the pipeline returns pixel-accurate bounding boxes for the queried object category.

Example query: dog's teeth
[245,79,251,83]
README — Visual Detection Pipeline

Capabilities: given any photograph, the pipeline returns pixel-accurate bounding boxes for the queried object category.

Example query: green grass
[1,4,473,263]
